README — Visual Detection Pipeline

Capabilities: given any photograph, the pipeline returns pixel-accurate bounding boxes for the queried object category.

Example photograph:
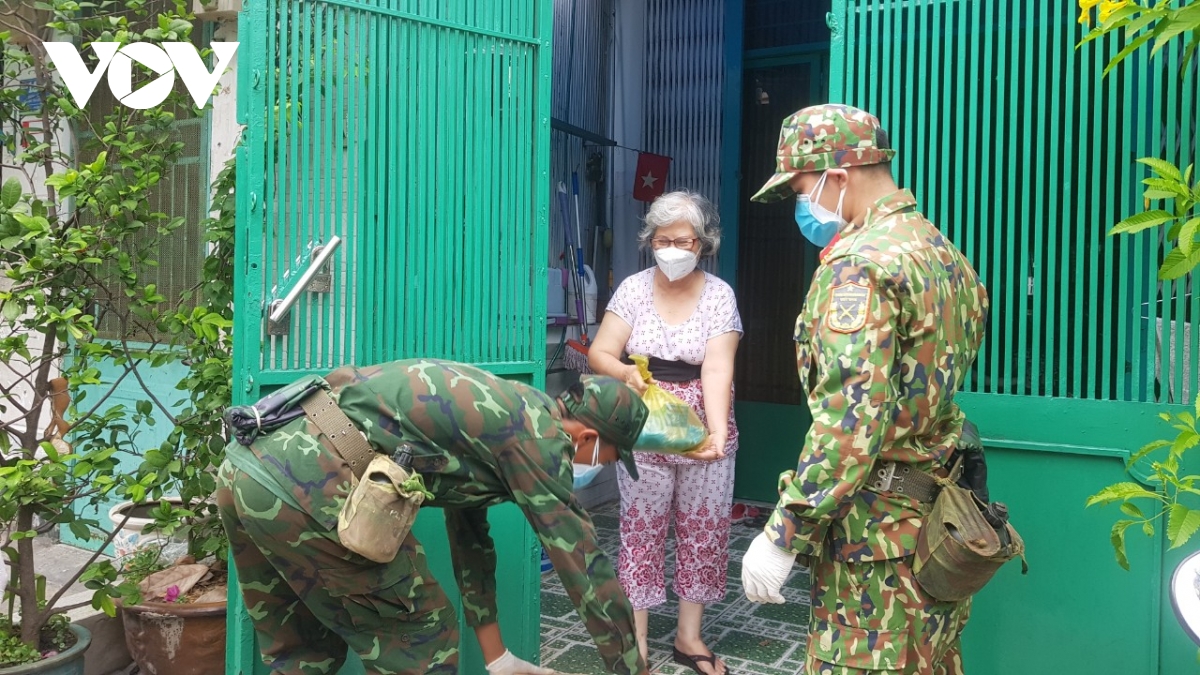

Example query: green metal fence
[233,0,552,672]
[832,0,1198,406]
[828,2,1200,674]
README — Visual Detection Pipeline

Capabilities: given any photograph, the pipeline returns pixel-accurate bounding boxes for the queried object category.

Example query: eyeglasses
[650,237,699,250]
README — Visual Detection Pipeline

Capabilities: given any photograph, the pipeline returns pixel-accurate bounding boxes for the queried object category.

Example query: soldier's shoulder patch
[825,282,872,334]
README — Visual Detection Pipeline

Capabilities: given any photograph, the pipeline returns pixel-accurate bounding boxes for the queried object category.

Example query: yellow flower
[1078,0,1103,25]
[1098,0,1133,23]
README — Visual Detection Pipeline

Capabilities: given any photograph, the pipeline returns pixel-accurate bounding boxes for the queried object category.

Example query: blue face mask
[572,438,603,490]
[794,172,846,248]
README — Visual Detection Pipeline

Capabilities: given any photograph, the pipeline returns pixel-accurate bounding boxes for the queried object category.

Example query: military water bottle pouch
[913,478,1028,602]
[338,454,432,563]
[629,354,709,455]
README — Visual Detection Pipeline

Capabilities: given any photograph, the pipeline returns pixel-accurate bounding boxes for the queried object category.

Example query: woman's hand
[622,364,650,395]
[683,431,726,462]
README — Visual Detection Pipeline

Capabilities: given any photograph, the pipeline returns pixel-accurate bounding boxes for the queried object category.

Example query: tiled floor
[540,501,812,675]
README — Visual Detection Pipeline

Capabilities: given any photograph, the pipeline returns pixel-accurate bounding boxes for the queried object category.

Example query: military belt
[300,390,377,479]
[867,460,944,503]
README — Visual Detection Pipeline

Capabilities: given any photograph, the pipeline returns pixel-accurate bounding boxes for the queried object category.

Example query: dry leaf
[194,585,228,604]
[139,564,209,600]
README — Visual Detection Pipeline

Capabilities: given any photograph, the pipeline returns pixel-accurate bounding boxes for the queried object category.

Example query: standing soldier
[216,358,651,675]
[739,104,989,674]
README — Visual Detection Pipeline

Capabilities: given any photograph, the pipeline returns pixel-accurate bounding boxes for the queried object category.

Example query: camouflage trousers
[805,556,970,675]
[216,461,460,675]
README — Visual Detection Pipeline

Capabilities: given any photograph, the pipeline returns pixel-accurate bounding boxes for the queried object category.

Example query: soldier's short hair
[637,190,722,257]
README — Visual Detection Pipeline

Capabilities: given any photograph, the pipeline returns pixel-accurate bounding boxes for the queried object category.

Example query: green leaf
[1105,30,1158,77]
[1172,431,1200,457]
[1086,481,1161,507]
[1120,502,1145,519]
[1129,438,1172,465]
[1158,246,1200,280]
[1179,217,1200,256]
[1,177,20,209]
[1111,519,1135,570]
[1109,209,1175,235]
[1168,504,1200,549]
[1139,157,1185,181]
[69,521,90,541]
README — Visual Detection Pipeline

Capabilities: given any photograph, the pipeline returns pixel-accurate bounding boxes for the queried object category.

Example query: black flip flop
[672,646,730,675]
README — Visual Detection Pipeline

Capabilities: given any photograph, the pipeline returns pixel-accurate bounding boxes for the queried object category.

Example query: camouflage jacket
[766,190,989,563]
[243,359,643,675]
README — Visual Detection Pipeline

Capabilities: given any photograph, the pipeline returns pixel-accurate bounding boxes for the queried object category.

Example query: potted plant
[0,2,229,672]
[101,159,235,675]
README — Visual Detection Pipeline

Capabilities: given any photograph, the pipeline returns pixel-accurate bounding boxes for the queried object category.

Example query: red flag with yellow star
[632,152,671,202]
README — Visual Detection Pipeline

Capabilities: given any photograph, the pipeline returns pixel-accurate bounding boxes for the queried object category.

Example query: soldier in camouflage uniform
[216,359,652,675]
[739,104,989,674]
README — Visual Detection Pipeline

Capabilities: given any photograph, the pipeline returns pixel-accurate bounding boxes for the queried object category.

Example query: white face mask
[572,437,603,490]
[653,246,699,282]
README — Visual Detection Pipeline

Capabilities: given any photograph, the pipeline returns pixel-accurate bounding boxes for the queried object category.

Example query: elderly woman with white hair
[589,190,741,675]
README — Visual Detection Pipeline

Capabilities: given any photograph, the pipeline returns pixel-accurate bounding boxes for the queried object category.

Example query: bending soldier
[217,358,652,675]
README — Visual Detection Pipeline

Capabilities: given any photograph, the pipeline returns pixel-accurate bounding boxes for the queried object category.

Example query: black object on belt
[622,356,702,382]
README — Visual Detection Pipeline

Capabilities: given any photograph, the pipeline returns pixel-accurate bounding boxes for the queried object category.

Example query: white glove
[741,531,797,604]
[485,650,558,675]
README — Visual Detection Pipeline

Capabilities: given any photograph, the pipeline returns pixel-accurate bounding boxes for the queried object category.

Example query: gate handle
[268,235,342,323]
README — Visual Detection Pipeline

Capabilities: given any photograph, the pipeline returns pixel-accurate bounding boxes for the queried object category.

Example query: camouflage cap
[559,375,649,480]
[750,103,896,203]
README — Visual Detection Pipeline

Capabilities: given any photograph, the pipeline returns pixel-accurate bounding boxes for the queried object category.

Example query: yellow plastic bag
[630,354,709,454]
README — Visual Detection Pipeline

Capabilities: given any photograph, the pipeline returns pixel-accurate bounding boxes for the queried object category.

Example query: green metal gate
[829,1,1199,674]
[233,0,552,672]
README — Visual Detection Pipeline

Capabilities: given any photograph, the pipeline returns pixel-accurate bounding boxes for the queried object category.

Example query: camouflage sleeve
[766,257,902,558]
[445,507,499,627]
[497,438,645,675]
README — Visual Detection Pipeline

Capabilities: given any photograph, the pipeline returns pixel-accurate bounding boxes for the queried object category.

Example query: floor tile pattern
[541,502,811,674]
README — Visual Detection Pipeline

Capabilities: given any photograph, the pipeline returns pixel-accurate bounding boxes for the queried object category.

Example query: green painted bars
[827,2,1200,674]
[831,0,1198,407]
[233,0,553,672]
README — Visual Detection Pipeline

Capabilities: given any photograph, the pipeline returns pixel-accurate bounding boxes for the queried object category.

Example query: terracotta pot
[120,600,226,675]
[0,624,90,675]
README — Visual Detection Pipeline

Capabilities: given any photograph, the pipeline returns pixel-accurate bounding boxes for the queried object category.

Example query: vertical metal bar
[1015,0,1032,395]
[1138,47,1159,401]
[449,26,464,361]
[349,8,366,364]
[1094,27,1110,398]
[288,0,304,370]
[1046,4,1066,398]
[990,0,1007,394]
[880,0,893,165]
[1064,13,1084,398]
[462,24,475,364]
[1029,0,1049,396]
[1187,56,1200,402]
[912,0,929,224]
[934,0,950,253]
[902,2,921,200]
[1076,15,1095,398]
[301,1,316,370]
[972,0,994,391]
[1168,44,1185,402]
[1124,50,1144,400]
[321,3,339,365]
[389,4,406,360]
[839,0,854,105]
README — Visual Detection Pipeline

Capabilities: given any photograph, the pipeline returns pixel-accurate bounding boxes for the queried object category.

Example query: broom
[557,179,592,374]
